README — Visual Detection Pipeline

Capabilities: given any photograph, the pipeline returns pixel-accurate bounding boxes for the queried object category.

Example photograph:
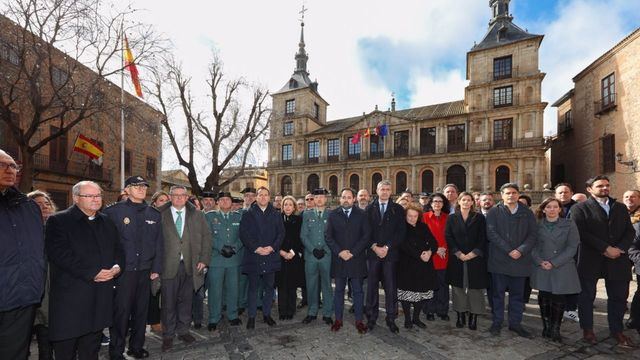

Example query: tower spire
[295,4,309,74]
[489,0,513,25]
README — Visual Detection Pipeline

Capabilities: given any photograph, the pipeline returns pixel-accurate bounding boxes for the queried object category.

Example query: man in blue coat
[0,149,45,360]
[239,186,284,329]
[365,180,406,333]
[103,176,163,359]
[326,188,371,333]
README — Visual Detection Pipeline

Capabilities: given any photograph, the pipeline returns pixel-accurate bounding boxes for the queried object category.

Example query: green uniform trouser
[238,274,248,309]
[208,266,239,323]
[305,256,334,317]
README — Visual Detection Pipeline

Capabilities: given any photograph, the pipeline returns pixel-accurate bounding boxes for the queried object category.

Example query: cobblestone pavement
[30,279,639,359]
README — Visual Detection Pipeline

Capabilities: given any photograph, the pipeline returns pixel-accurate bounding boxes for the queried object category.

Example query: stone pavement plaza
[31,279,639,359]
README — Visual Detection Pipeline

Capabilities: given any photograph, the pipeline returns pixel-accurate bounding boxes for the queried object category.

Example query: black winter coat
[45,205,124,341]
[365,200,406,262]
[397,222,437,292]
[276,214,305,288]
[239,202,284,275]
[445,212,488,289]
[325,206,371,279]
[0,187,45,312]
[572,197,635,281]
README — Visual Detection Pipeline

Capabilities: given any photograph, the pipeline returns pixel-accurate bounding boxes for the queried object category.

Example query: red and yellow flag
[73,134,104,160]
[124,35,143,98]
[363,128,371,138]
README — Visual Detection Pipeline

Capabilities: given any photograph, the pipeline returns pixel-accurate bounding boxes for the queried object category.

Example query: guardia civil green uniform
[301,207,334,317]
[206,209,243,324]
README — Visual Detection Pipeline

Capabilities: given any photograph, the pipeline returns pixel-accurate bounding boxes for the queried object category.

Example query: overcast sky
[116,0,640,169]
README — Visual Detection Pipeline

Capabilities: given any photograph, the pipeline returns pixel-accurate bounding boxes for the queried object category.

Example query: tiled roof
[471,19,542,53]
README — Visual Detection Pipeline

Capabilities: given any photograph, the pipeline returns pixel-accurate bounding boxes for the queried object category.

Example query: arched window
[307,173,320,192]
[329,175,338,196]
[495,166,510,191]
[349,174,360,190]
[281,175,292,196]
[446,165,466,191]
[395,171,407,194]
[371,173,382,194]
[421,170,434,194]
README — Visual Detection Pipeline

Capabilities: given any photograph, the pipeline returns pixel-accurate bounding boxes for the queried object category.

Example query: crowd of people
[1,148,640,359]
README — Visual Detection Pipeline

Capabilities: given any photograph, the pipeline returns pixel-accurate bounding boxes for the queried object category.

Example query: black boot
[455,311,466,328]
[468,313,477,330]
[538,293,551,338]
[412,301,426,329]
[549,300,565,343]
[34,324,53,360]
[401,301,413,329]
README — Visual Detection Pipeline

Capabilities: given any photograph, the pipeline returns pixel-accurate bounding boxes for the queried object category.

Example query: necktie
[380,203,386,218]
[318,210,322,218]
[175,210,183,238]
[344,209,350,218]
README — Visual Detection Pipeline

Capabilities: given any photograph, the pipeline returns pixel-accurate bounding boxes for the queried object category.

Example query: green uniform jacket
[301,209,331,258]
[206,210,244,268]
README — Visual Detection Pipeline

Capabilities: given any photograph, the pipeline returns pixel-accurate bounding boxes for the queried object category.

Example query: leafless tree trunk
[0,0,167,191]
[147,53,270,196]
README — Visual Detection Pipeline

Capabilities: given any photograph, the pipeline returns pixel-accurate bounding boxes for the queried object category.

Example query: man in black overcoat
[326,188,371,333]
[364,180,406,333]
[46,181,124,360]
[572,175,635,347]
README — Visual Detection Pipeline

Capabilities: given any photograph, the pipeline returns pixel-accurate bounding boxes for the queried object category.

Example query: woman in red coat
[422,193,450,321]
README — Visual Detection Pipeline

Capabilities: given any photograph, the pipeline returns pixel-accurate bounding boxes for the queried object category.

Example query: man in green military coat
[205,192,244,331]
[301,188,334,325]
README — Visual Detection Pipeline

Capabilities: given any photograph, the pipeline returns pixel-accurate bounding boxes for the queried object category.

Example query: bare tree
[148,53,270,196]
[0,0,166,191]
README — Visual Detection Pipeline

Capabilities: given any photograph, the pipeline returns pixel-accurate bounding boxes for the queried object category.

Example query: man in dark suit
[239,186,284,329]
[326,188,371,333]
[158,185,211,352]
[103,176,163,359]
[46,181,123,360]
[572,175,635,347]
[365,180,406,333]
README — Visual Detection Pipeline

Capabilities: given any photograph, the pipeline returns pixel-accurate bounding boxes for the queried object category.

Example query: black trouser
[162,262,194,338]
[0,305,36,360]
[34,324,53,360]
[627,273,640,329]
[277,284,297,317]
[147,291,161,325]
[564,293,579,312]
[52,330,102,360]
[366,258,397,322]
[425,270,449,316]
[110,270,151,357]
[578,276,629,334]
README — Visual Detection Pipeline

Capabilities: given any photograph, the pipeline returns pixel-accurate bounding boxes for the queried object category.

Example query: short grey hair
[443,183,459,193]
[169,185,187,194]
[376,179,392,191]
[72,181,101,196]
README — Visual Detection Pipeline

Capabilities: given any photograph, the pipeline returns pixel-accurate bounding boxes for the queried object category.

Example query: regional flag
[351,132,361,144]
[124,35,143,98]
[73,134,104,160]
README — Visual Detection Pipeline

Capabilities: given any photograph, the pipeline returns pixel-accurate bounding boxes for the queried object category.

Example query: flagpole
[120,19,126,190]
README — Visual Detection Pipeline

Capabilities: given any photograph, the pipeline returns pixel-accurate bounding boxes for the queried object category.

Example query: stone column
[411,164,417,192]
[483,159,490,191]
[517,158,525,186]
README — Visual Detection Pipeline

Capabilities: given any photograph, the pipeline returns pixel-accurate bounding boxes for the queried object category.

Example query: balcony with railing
[490,93,520,109]
[33,153,113,182]
[594,93,616,115]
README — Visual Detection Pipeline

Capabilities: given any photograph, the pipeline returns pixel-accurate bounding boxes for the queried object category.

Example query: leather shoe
[331,320,343,332]
[207,323,217,331]
[386,319,399,334]
[356,320,368,334]
[246,317,255,330]
[161,338,173,352]
[126,349,149,359]
[582,329,597,345]
[367,321,376,331]
[612,332,634,348]
[229,318,242,326]
[323,316,333,325]
[264,316,276,326]
[238,308,245,315]
[193,323,202,330]
[508,325,532,338]
[413,319,427,329]
[426,313,435,321]
[302,315,317,324]
[178,333,196,344]
[438,314,450,321]
[489,324,501,336]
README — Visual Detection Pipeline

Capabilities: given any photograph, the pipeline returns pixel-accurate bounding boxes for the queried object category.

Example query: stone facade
[267,0,548,198]
[551,28,640,197]
[219,166,268,195]
[0,14,162,208]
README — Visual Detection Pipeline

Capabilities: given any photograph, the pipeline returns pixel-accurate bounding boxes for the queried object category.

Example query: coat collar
[69,204,104,222]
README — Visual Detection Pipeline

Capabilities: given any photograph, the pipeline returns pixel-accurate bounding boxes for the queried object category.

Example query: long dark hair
[428,192,450,213]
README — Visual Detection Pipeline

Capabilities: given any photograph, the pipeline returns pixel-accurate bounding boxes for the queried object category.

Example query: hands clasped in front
[372,244,388,259]
[256,246,274,256]
[93,265,120,282]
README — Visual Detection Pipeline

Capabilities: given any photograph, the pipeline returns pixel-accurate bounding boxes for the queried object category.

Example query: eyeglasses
[77,194,102,199]
[305,198,313,201]
[0,162,21,171]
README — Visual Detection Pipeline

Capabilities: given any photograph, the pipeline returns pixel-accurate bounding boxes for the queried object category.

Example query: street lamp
[616,152,638,172]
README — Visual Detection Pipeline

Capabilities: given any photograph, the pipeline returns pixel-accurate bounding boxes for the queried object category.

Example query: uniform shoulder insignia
[104,202,120,209]
[149,206,161,213]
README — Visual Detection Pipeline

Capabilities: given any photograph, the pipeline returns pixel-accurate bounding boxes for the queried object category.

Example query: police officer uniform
[205,192,244,330]
[300,188,334,324]
[103,176,163,360]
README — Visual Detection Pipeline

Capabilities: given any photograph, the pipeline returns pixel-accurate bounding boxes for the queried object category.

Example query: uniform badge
[145,220,156,224]
[123,217,130,225]
[212,218,219,224]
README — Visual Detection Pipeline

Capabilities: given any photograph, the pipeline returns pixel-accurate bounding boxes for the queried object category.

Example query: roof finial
[391,92,396,112]
[295,3,309,74]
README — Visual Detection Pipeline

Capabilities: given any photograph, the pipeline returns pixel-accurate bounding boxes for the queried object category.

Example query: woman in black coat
[445,192,488,330]
[397,204,438,329]
[276,196,305,320]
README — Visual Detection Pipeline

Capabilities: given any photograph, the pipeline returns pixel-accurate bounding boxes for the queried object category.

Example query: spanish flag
[73,134,104,160]
[363,128,371,138]
[124,35,143,98]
